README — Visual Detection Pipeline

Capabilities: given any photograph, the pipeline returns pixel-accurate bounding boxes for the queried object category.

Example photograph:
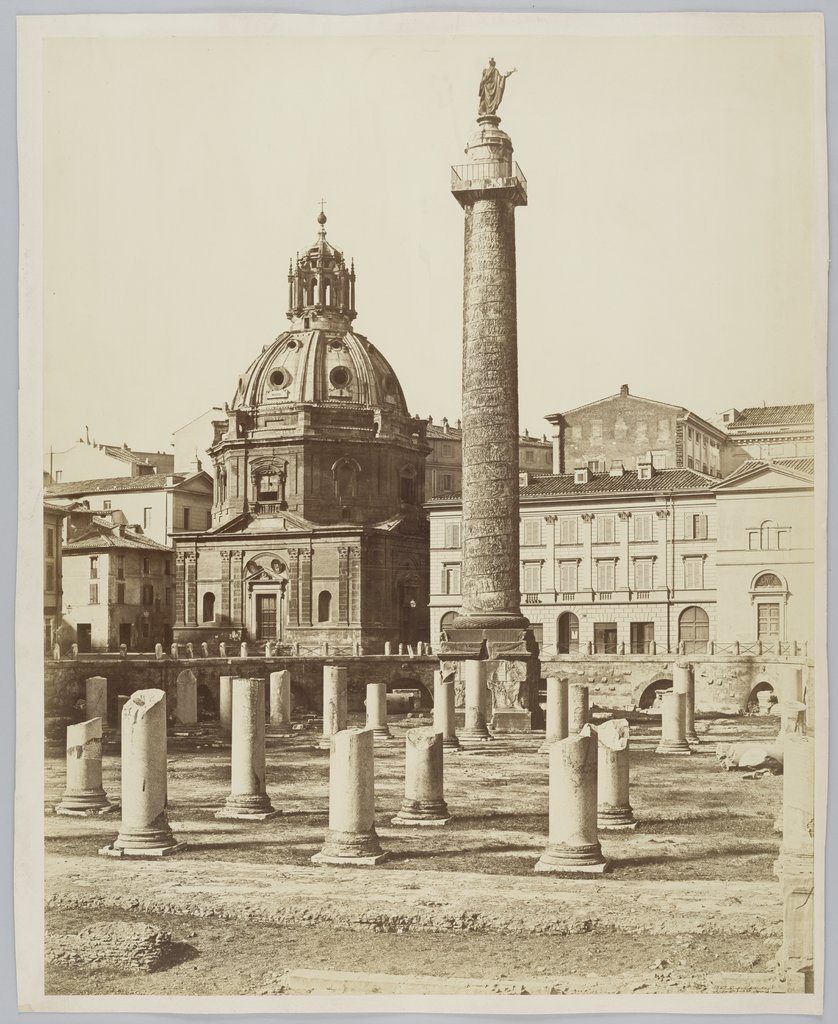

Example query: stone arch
[387,670,433,709]
[746,680,777,715]
[636,676,673,710]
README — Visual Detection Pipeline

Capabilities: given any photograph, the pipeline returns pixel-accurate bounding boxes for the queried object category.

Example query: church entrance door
[256,594,278,641]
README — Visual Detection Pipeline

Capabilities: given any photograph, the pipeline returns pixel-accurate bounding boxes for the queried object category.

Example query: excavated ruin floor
[43,714,786,996]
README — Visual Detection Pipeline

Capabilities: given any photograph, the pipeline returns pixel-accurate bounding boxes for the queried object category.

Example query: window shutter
[698,514,708,540]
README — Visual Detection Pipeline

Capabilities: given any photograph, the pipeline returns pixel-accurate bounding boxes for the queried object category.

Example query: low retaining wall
[44,650,814,735]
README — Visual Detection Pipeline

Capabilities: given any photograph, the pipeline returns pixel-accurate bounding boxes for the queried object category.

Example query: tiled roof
[43,500,69,516]
[428,468,716,504]
[63,527,172,553]
[45,472,209,497]
[730,404,814,428]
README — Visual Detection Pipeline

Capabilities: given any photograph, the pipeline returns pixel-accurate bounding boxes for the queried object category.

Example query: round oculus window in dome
[269,367,291,389]
[328,338,344,350]
[329,365,351,389]
[286,339,298,350]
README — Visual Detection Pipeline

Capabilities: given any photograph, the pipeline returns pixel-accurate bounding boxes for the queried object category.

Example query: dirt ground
[43,713,786,996]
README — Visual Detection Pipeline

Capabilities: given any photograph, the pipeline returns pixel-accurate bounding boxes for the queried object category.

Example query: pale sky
[41,22,824,454]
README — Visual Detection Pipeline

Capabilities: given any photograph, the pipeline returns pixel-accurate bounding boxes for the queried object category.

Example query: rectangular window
[143,507,152,529]
[443,564,461,595]
[45,528,54,557]
[594,622,618,654]
[164,559,172,575]
[778,529,790,550]
[524,450,534,463]
[684,557,704,589]
[521,518,542,545]
[634,558,653,591]
[630,621,655,654]
[45,564,55,590]
[444,521,462,548]
[142,584,154,606]
[687,513,708,540]
[142,557,150,575]
[206,509,212,529]
[591,419,602,439]
[687,456,694,469]
[757,603,780,639]
[559,516,578,544]
[54,470,62,482]
[596,559,615,592]
[116,555,124,580]
[439,473,454,492]
[748,531,759,550]
[116,582,125,604]
[522,562,541,593]
[559,560,577,593]
[89,583,99,605]
[597,515,615,543]
[183,507,191,529]
[634,513,653,541]
[103,500,112,510]
[89,556,98,579]
[165,587,172,607]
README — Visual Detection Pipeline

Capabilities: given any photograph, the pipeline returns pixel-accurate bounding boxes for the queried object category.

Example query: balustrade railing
[450,161,527,196]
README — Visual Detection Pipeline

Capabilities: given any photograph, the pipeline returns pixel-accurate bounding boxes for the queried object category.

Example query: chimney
[427,414,433,424]
[442,417,449,434]
[456,419,461,429]
[620,384,629,397]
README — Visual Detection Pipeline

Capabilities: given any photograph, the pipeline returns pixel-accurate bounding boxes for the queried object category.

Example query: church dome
[232,328,409,414]
[230,213,409,417]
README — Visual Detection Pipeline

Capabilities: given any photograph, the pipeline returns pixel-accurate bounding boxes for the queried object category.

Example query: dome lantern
[287,210,357,330]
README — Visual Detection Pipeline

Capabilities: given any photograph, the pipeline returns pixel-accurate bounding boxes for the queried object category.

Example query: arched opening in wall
[679,606,709,653]
[202,592,215,623]
[333,457,360,501]
[387,674,432,711]
[324,280,332,304]
[557,612,580,654]
[638,679,672,710]
[197,684,217,721]
[307,278,317,305]
[290,681,312,713]
[746,681,777,716]
[440,611,456,634]
[318,590,332,623]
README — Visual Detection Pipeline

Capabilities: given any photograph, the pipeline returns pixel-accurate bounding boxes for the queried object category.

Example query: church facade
[172,214,430,652]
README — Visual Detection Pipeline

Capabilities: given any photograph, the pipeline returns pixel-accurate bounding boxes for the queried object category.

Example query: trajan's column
[443,60,539,731]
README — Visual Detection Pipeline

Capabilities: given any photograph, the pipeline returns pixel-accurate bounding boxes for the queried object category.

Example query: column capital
[581,513,595,523]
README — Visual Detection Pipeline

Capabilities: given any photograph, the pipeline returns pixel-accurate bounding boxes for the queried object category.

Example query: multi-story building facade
[45,434,173,484]
[716,403,814,466]
[45,470,213,547]
[545,384,731,479]
[43,500,67,653]
[423,416,552,498]
[429,454,814,655]
[60,515,175,652]
[173,214,430,651]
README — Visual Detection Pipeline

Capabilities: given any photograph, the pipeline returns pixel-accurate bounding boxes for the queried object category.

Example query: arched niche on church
[243,553,290,643]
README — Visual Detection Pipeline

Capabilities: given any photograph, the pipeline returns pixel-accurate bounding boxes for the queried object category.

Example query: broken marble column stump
[174,669,198,726]
[319,665,348,749]
[99,689,185,857]
[460,659,492,741]
[56,718,113,816]
[312,728,387,866]
[596,718,637,831]
[392,728,451,826]
[365,681,392,740]
[433,671,460,751]
[269,670,292,735]
[85,675,108,724]
[535,726,609,875]
[216,678,278,820]
[219,675,233,733]
[775,734,815,993]
[655,691,692,754]
[568,683,590,735]
[539,676,569,753]
[673,661,699,744]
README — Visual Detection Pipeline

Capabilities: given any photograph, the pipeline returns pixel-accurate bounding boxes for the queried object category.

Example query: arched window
[324,280,332,304]
[400,466,417,505]
[216,468,226,504]
[318,590,332,623]
[556,611,579,654]
[334,458,359,500]
[754,572,783,589]
[202,592,215,623]
[678,605,709,653]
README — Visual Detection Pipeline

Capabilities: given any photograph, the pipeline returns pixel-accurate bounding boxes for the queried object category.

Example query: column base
[267,723,293,736]
[686,732,701,744]
[655,741,693,754]
[216,794,277,820]
[370,727,394,741]
[459,725,493,741]
[534,843,610,875]
[55,790,114,816]
[391,799,451,826]
[597,805,638,831]
[312,827,387,865]
[442,736,462,751]
[99,840,187,858]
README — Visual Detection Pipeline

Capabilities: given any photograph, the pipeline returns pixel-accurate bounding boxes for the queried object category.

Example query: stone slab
[97,842,188,859]
[390,816,452,827]
[311,851,389,867]
[215,810,280,822]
